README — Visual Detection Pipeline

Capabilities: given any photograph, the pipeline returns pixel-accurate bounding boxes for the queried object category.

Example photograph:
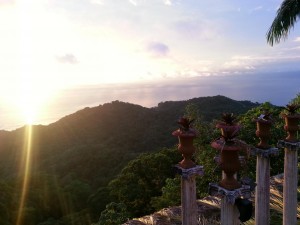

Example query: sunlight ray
[14,1,35,223]
[16,125,33,225]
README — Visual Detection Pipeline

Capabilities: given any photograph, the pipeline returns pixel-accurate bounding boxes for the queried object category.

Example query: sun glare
[19,88,40,125]
[0,81,58,129]
[16,125,33,225]
[9,0,59,126]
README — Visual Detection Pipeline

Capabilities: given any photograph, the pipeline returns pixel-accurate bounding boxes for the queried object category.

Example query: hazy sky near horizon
[0,0,300,130]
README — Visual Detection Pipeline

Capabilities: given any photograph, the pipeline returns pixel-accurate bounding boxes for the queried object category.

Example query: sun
[23,75,64,126]
[19,86,42,125]
[0,81,57,127]
[0,0,57,127]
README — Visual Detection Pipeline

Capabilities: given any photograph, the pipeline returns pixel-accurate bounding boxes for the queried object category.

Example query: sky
[0,0,300,130]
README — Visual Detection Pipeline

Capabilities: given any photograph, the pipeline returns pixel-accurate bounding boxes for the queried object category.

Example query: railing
[173,114,299,225]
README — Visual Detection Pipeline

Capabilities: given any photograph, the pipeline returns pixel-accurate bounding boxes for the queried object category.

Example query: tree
[150,177,181,210]
[289,92,300,105]
[108,148,181,217]
[88,186,111,220]
[98,202,129,225]
[266,0,300,45]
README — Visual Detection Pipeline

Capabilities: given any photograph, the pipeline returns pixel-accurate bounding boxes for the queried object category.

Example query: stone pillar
[209,183,251,225]
[278,141,300,225]
[251,147,279,225]
[256,156,270,225]
[176,165,204,225]
[220,171,239,225]
[220,195,240,225]
[181,176,197,225]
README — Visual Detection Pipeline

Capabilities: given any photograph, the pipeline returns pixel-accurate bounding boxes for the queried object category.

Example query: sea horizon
[0,71,299,131]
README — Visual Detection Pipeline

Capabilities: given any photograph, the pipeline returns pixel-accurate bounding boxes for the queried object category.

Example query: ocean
[0,71,299,131]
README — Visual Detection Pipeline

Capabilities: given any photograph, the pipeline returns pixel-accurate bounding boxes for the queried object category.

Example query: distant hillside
[0,95,259,225]
[155,95,258,121]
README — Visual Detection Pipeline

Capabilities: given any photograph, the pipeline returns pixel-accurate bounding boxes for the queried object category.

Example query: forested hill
[48,94,258,148]
[0,95,259,224]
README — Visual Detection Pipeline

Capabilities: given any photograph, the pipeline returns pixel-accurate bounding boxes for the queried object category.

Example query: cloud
[172,19,219,41]
[146,42,170,57]
[56,54,79,64]
[221,52,300,75]
[223,56,255,71]
[294,37,300,42]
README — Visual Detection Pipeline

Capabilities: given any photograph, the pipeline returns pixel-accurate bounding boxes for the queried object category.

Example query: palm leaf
[266,0,300,45]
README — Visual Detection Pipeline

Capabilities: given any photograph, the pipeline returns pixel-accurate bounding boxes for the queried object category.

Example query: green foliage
[150,177,181,210]
[0,180,15,223]
[195,144,221,197]
[183,103,219,145]
[290,93,300,105]
[282,93,300,115]
[88,186,111,220]
[63,179,92,211]
[108,148,181,217]
[266,0,300,45]
[37,218,64,225]
[98,202,129,225]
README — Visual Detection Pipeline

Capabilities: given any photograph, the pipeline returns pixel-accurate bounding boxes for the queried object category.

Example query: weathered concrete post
[283,144,298,225]
[176,166,204,225]
[181,173,197,225]
[209,180,251,225]
[279,104,300,225]
[172,117,204,225]
[252,114,278,225]
[256,156,270,224]
[221,170,239,225]
[209,157,252,225]
[251,147,279,225]
[220,198,239,225]
[278,141,300,225]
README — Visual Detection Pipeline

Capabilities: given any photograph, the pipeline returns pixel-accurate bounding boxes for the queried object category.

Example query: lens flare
[16,125,33,225]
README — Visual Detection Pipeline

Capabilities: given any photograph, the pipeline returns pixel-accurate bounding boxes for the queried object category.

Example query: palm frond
[266,0,300,46]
